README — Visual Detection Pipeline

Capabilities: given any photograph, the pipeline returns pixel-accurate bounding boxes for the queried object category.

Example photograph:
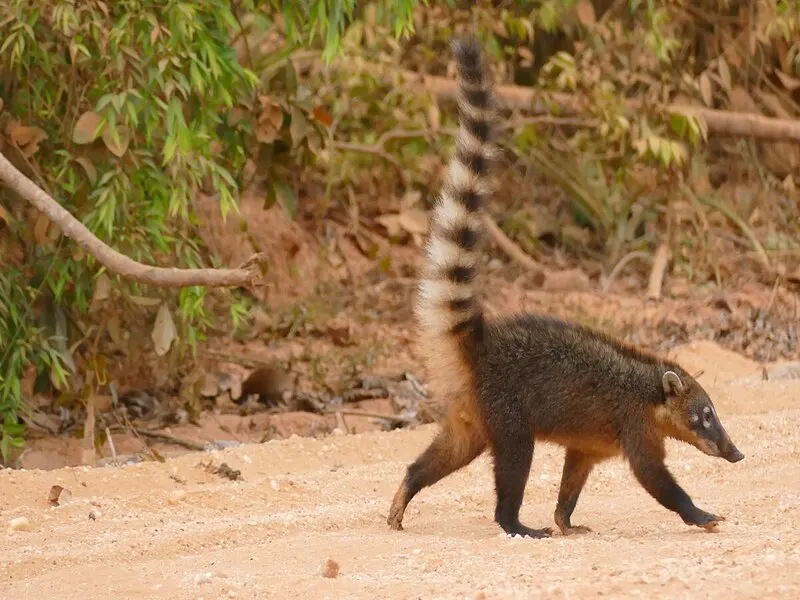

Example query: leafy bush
[0,0,423,462]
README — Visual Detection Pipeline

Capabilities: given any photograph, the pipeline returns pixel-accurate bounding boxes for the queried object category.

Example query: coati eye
[701,406,713,429]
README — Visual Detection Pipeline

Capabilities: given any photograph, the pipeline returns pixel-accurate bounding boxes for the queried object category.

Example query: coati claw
[506,525,553,539]
[684,508,725,530]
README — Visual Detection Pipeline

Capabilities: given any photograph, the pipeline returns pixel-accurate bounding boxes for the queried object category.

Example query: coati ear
[662,370,684,397]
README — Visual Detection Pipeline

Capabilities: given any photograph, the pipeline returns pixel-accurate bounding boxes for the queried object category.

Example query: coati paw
[683,508,725,531]
[505,524,553,539]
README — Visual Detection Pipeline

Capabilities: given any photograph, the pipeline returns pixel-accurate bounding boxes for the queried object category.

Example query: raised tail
[415,37,498,353]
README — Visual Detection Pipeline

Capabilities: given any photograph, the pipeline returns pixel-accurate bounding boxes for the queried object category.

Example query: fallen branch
[340,60,800,142]
[482,214,547,278]
[0,151,266,288]
[323,408,416,424]
[646,244,671,301]
[133,428,208,452]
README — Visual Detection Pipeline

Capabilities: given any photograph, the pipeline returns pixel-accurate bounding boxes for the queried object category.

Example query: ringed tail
[415,37,498,352]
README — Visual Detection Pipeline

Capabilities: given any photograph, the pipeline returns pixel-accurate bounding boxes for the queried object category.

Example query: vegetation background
[1,0,798,467]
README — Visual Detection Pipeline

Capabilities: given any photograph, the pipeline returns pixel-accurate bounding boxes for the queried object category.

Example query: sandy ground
[2,340,799,599]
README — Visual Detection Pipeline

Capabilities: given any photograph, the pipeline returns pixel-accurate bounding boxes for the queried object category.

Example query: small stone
[321,558,339,578]
[331,428,345,437]
[270,479,280,491]
[89,509,102,520]
[168,490,186,505]
[7,516,31,532]
[48,484,73,506]
[194,572,215,585]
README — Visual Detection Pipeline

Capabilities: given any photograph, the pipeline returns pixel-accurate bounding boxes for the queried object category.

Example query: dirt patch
[2,340,799,599]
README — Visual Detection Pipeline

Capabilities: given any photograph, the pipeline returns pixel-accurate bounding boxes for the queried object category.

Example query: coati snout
[660,370,745,464]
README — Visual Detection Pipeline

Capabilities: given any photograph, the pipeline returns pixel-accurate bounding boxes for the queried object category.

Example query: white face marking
[690,414,700,424]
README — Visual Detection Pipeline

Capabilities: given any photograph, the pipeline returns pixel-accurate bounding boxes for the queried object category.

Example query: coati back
[388,37,744,538]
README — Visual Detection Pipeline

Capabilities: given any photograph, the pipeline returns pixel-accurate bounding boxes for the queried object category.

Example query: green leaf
[274,178,297,220]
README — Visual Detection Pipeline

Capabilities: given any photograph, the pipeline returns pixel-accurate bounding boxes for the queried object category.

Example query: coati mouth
[695,437,744,463]
[723,446,745,463]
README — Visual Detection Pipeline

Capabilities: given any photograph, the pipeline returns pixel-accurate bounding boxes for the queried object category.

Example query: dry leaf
[256,96,284,144]
[427,102,441,130]
[728,86,758,114]
[375,214,403,238]
[33,212,51,246]
[151,302,177,356]
[0,97,4,113]
[575,0,596,26]
[92,273,111,304]
[312,105,333,127]
[775,70,800,92]
[73,111,103,145]
[718,57,731,92]
[74,156,98,184]
[699,73,713,106]
[48,485,72,506]
[9,123,48,157]
[102,125,131,157]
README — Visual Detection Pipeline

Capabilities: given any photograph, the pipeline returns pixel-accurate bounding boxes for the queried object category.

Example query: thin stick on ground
[82,393,96,467]
[104,427,118,467]
[132,429,208,452]
[0,152,265,288]
[602,251,652,293]
[324,408,416,425]
[646,244,671,301]
[482,214,547,277]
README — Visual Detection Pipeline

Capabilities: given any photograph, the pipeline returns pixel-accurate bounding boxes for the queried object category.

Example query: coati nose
[725,447,745,463]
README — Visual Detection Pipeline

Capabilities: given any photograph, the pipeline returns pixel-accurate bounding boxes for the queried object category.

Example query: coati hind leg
[490,425,553,539]
[387,410,486,531]
[554,449,598,536]
[627,435,725,531]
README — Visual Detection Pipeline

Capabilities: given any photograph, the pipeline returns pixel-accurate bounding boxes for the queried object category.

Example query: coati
[387,37,744,538]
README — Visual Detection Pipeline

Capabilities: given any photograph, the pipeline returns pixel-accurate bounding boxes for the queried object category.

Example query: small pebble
[7,516,31,533]
[331,428,345,437]
[194,571,214,585]
[168,490,186,505]
[270,479,280,491]
[89,509,102,521]
[243,455,252,464]
[321,558,339,578]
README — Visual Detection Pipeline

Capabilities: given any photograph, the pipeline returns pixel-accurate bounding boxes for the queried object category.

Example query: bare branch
[340,60,800,142]
[0,151,265,288]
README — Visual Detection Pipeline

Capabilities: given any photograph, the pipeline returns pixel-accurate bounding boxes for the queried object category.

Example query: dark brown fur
[387,38,744,538]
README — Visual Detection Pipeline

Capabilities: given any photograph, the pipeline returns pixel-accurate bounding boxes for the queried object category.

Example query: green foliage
[0,0,422,463]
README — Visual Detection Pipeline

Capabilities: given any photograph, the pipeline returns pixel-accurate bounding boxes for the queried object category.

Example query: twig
[646,244,671,301]
[104,427,118,467]
[482,214,547,277]
[132,428,208,452]
[334,411,349,434]
[82,392,96,467]
[0,151,266,288]
[602,251,652,292]
[323,408,416,424]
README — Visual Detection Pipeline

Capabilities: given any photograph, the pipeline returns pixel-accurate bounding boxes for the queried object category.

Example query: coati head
[657,369,744,463]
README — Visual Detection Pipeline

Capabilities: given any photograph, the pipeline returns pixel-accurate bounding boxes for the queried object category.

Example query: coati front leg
[491,425,553,538]
[387,416,486,531]
[554,449,597,535]
[627,436,725,531]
